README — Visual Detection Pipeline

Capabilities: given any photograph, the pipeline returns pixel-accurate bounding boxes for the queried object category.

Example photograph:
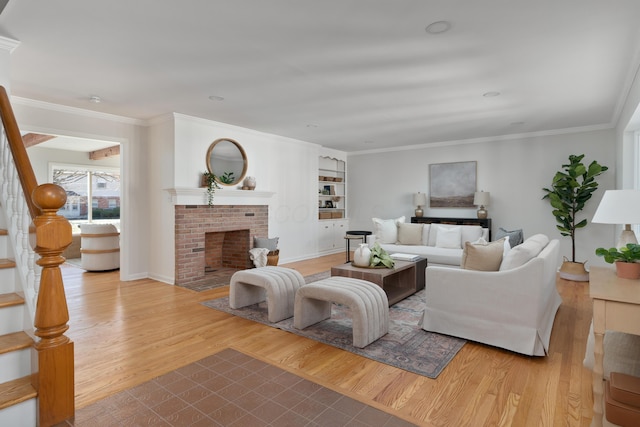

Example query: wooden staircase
[0,225,37,425]
[0,85,74,426]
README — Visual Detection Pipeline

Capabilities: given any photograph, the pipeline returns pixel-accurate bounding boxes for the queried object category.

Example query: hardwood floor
[61,253,594,426]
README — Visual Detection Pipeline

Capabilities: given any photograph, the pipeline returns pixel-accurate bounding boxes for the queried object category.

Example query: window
[51,164,120,221]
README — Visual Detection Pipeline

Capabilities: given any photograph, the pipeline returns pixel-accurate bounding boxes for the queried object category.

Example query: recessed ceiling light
[482,91,501,98]
[89,95,101,103]
[208,95,224,102]
[425,21,452,34]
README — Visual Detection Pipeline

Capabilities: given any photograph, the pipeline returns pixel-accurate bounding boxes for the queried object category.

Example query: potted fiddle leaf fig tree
[542,154,608,281]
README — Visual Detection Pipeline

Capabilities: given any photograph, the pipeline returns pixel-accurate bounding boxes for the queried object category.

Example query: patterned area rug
[202,287,465,379]
[176,268,241,292]
[177,269,331,292]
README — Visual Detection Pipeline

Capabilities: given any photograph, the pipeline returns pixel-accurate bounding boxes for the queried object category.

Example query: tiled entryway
[57,348,417,426]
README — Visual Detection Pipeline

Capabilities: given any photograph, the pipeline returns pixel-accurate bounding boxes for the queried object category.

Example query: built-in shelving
[318,156,346,220]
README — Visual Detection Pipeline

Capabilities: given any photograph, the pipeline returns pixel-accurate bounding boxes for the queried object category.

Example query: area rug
[202,289,465,379]
[178,269,331,292]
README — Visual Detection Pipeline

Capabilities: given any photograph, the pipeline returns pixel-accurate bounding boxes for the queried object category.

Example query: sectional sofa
[422,234,561,355]
[368,216,490,267]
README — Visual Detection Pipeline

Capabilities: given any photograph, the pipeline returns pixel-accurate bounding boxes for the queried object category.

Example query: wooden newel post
[31,183,75,427]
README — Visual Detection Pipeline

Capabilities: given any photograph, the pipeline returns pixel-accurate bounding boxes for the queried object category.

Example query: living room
[2,2,640,425]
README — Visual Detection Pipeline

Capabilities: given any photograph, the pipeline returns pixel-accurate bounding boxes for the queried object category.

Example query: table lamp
[473,191,490,219]
[592,189,640,248]
[413,192,427,217]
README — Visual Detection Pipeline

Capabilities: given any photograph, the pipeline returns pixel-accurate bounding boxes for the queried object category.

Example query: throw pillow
[460,225,483,246]
[372,216,405,244]
[499,234,549,271]
[495,227,524,247]
[421,223,431,245]
[461,237,506,271]
[435,226,462,249]
[254,236,279,251]
[474,236,510,257]
[397,223,423,245]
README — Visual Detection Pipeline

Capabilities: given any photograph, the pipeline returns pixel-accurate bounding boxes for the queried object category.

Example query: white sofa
[368,216,490,267]
[422,234,561,356]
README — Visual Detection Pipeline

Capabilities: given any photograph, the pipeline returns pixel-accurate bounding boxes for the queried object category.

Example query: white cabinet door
[318,219,349,253]
[318,221,335,252]
[332,220,348,248]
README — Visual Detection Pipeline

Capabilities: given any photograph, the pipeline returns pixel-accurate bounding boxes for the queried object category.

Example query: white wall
[147,115,176,284]
[12,99,150,280]
[14,99,624,278]
[348,129,616,267]
[146,114,325,284]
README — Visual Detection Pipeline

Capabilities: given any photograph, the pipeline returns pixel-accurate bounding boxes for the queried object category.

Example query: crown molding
[11,96,146,125]
[349,123,614,156]
[0,35,19,53]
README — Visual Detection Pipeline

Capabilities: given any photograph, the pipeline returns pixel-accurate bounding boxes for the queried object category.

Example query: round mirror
[206,138,248,186]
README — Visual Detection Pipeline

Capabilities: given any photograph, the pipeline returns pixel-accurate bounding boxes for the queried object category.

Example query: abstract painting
[429,161,476,207]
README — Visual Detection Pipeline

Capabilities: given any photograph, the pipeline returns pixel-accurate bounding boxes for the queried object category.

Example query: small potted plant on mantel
[595,244,640,279]
[201,171,221,206]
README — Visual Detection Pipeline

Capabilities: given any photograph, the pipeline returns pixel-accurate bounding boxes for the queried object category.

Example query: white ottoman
[293,277,389,348]
[229,266,305,322]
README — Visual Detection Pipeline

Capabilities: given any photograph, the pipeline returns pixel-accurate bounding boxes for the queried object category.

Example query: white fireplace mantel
[165,187,275,206]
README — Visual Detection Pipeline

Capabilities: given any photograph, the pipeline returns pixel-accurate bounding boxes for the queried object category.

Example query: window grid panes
[52,167,120,221]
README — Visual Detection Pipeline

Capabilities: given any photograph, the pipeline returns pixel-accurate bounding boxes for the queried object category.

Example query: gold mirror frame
[206,138,248,186]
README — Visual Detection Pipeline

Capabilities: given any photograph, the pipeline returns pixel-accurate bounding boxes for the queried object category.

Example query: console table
[590,267,640,426]
[411,216,492,240]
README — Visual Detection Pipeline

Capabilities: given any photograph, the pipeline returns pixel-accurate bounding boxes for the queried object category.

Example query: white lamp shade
[592,190,640,224]
[413,192,427,206]
[473,191,490,206]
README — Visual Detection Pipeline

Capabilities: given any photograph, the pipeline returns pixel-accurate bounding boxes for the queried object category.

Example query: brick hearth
[175,205,268,286]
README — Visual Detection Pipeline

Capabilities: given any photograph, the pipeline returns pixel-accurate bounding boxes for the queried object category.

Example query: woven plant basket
[267,249,280,266]
[558,257,589,282]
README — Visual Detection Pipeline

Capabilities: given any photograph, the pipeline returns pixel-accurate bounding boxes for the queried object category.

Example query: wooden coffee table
[330,258,426,306]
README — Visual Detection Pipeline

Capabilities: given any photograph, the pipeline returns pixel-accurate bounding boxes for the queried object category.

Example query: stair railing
[0,86,74,426]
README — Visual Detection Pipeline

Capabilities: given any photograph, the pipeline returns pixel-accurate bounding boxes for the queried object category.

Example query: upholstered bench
[229,266,305,322]
[293,277,389,348]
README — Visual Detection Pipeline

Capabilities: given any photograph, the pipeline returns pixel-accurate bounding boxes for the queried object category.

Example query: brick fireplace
[174,205,268,286]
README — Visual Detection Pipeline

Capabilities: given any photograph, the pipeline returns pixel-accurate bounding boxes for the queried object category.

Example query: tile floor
[56,348,417,426]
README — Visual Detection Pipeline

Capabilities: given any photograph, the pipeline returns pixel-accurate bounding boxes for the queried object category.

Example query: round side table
[344,230,372,263]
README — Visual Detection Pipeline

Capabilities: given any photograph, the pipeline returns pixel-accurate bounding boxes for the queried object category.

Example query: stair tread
[0,293,24,308]
[0,258,16,269]
[0,229,7,236]
[0,332,33,355]
[0,376,37,410]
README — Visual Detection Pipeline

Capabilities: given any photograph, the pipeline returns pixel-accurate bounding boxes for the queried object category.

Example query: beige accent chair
[80,223,120,271]
[422,235,561,356]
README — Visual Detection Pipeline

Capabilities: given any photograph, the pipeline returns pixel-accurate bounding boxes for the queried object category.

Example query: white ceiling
[1,1,640,152]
